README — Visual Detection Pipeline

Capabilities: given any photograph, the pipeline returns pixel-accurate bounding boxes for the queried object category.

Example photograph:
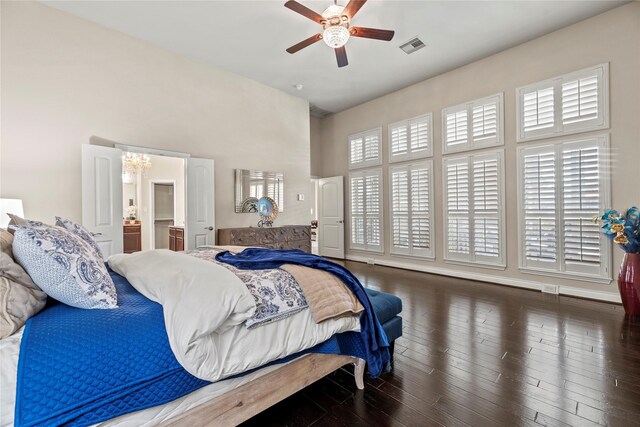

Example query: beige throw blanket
[281,264,364,323]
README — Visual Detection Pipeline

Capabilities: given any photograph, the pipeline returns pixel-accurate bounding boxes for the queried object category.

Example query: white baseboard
[345,255,622,304]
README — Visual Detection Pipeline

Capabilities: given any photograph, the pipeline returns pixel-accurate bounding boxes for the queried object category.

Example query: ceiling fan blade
[286,34,323,54]
[343,0,367,19]
[335,46,348,68]
[349,26,395,41]
[284,0,325,24]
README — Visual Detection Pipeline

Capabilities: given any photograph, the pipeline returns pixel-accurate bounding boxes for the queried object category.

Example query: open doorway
[122,152,185,252]
[151,182,176,249]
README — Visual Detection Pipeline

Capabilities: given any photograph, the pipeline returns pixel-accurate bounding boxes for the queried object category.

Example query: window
[348,128,382,169]
[443,150,505,267]
[388,114,433,162]
[518,135,611,282]
[517,63,609,142]
[389,160,434,258]
[349,168,383,252]
[442,93,504,154]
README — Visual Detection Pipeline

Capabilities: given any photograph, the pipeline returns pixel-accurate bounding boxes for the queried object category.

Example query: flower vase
[618,253,640,316]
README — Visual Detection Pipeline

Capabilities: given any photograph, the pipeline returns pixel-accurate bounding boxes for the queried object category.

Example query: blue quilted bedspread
[15,268,369,427]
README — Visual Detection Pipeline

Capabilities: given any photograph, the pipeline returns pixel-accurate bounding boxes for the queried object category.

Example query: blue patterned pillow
[55,216,103,260]
[11,224,117,309]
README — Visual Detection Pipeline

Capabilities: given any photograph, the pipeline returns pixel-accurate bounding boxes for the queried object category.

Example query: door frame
[149,179,177,250]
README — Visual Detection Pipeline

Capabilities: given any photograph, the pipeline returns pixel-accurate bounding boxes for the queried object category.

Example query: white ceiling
[44,0,626,114]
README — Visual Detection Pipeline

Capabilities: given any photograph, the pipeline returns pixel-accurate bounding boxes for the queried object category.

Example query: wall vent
[310,104,332,119]
[399,37,426,54]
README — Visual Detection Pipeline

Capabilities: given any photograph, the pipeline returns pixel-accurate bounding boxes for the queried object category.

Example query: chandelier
[122,152,152,177]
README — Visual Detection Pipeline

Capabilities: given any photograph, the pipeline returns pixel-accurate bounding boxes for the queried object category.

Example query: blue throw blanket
[216,248,391,377]
[15,268,370,427]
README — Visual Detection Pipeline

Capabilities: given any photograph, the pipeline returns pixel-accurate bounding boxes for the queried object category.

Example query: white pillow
[55,216,103,260]
[11,224,117,309]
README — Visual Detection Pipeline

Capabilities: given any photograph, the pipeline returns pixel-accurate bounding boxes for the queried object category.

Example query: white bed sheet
[0,308,360,427]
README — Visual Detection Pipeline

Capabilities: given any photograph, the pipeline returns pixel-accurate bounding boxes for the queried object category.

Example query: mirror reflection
[235,169,284,213]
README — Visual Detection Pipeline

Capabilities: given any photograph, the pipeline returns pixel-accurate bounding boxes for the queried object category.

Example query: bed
[1,245,389,427]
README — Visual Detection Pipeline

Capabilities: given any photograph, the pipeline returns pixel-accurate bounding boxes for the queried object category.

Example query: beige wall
[310,115,323,177]
[317,3,640,298]
[0,1,311,230]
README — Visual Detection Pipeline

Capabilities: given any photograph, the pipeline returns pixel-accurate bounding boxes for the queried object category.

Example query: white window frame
[348,127,382,169]
[443,149,506,269]
[388,160,435,259]
[517,135,612,283]
[442,93,504,154]
[516,63,609,142]
[388,113,433,163]
[348,167,384,253]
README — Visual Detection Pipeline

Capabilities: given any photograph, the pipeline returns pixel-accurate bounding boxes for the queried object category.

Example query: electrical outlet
[541,284,559,294]
[367,258,375,265]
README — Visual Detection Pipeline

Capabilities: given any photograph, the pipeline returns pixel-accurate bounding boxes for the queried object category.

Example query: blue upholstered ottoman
[365,288,402,364]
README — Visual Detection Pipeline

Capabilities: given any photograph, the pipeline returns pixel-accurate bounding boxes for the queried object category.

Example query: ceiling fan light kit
[285,0,395,68]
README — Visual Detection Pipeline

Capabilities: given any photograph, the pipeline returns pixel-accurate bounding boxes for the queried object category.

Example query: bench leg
[354,358,365,390]
[389,341,395,367]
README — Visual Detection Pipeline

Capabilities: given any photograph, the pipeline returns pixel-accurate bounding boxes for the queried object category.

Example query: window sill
[518,267,612,285]
[444,259,506,271]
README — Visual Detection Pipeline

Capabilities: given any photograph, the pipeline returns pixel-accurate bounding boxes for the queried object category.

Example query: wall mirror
[235,169,284,213]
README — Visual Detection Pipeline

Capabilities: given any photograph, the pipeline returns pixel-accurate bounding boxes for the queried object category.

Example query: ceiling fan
[284,0,395,68]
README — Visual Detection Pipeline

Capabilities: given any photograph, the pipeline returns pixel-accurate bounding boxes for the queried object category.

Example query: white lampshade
[0,199,24,229]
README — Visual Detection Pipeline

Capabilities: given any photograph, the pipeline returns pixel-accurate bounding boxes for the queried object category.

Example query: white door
[318,176,344,259]
[186,157,215,249]
[81,144,123,257]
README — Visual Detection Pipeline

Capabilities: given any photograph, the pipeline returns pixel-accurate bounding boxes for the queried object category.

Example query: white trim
[442,92,504,154]
[388,159,435,259]
[348,167,384,253]
[348,127,383,170]
[516,134,612,282]
[518,267,611,285]
[388,113,433,163]
[444,259,506,271]
[115,144,191,158]
[346,255,620,303]
[516,63,610,143]
[442,149,506,267]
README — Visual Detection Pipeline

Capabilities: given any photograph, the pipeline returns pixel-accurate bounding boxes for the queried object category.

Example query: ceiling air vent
[399,37,426,55]
[310,104,332,119]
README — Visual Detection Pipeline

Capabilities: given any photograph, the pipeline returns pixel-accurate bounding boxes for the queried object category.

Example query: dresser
[169,226,184,252]
[123,224,142,254]
[217,225,311,253]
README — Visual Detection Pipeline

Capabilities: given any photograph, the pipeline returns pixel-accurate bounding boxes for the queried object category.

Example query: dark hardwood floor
[241,260,640,427]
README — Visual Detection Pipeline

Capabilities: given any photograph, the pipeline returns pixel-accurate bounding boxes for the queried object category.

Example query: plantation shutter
[350,175,365,246]
[445,158,470,258]
[517,63,608,142]
[390,168,409,250]
[518,136,610,280]
[445,151,505,266]
[390,161,433,258]
[349,168,383,252]
[561,144,602,271]
[349,128,382,169]
[443,93,503,153]
[445,109,468,151]
[521,149,557,268]
[389,114,432,162]
[523,86,555,134]
[472,98,499,144]
[562,75,598,125]
[472,154,501,260]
